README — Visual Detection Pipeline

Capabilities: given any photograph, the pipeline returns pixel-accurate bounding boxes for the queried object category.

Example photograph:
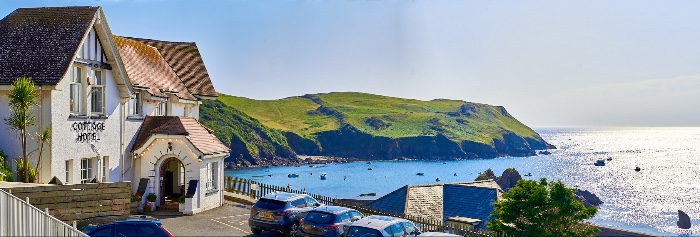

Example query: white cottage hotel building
[0,6,230,214]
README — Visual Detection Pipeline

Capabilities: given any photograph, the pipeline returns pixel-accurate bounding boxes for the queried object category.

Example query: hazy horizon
[2,0,699,128]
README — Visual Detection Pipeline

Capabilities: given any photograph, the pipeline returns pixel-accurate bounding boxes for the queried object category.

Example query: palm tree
[35,126,51,183]
[4,77,38,183]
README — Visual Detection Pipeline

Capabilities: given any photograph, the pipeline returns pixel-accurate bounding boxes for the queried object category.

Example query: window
[184,106,191,117]
[91,70,105,114]
[389,223,405,237]
[100,156,109,182]
[402,222,418,236]
[206,162,218,190]
[305,197,318,207]
[157,101,168,116]
[65,160,73,184]
[80,158,94,184]
[70,67,82,113]
[127,92,141,116]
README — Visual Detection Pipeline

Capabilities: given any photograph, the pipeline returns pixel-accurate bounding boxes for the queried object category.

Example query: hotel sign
[72,121,105,143]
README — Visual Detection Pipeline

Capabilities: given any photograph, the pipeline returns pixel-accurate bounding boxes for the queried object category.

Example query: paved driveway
[154,202,281,237]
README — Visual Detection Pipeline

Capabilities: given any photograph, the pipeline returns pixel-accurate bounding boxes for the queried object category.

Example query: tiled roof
[367,185,408,215]
[112,36,196,100]
[132,116,230,155]
[443,184,498,228]
[366,180,500,228]
[127,37,218,98]
[0,6,98,84]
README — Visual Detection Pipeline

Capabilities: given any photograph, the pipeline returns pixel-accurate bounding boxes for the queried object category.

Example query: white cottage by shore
[0,6,230,214]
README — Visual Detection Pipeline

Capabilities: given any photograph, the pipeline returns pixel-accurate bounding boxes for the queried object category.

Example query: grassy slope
[218,92,540,145]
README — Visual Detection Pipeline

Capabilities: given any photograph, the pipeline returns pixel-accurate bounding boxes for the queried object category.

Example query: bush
[131,194,143,203]
[14,158,35,183]
[147,193,157,202]
[0,150,12,181]
[179,196,186,204]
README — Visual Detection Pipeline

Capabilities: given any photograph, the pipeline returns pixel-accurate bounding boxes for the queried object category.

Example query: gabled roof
[132,116,230,155]
[366,180,500,225]
[126,37,218,98]
[112,36,196,100]
[0,6,98,84]
[367,185,408,214]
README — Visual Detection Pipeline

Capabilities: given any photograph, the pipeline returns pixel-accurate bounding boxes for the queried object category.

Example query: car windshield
[305,211,336,224]
[347,226,381,237]
[255,198,286,210]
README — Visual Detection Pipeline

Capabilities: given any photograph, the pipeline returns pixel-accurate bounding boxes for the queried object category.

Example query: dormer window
[70,67,82,113]
[157,101,168,116]
[90,70,105,114]
[128,92,141,116]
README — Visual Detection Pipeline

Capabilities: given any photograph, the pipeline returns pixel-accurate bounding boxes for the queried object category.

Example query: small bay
[226,127,700,235]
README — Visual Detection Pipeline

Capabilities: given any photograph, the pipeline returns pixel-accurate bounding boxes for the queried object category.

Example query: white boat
[320,173,327,180]
[436,177,441,182]
[594,160,605,166]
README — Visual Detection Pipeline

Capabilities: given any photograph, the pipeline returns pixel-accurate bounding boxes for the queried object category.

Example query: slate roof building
[367,180,502,230]
[0,6,230,215]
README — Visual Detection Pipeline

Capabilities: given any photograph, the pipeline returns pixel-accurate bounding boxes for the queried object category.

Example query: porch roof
[132,116,230,155]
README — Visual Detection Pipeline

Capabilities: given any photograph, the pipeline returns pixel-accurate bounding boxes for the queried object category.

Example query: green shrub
[14,158,35,183]
[147,193,157,202]
[0,150,12,181]
[179,196,186,204]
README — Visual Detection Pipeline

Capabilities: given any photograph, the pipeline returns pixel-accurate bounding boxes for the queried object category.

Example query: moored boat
[594,160,605,166]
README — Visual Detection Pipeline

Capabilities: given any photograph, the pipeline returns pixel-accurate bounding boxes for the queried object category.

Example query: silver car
[295,206,364,237]
[345,215,421,237]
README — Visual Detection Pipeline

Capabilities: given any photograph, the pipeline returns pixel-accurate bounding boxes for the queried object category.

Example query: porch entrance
[160,157,185,207]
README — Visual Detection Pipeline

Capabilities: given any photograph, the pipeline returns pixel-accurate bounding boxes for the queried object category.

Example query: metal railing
[224,176,505,237]
[0,188,88,237]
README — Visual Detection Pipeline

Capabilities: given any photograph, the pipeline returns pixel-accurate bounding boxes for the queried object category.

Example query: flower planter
[130,202,139,214]
[179,203,185,212]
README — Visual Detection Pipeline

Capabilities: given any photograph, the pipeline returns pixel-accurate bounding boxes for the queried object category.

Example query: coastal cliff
[200,92,554,167]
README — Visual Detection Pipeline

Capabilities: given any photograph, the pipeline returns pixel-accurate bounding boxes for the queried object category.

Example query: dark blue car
[83,216,173,237]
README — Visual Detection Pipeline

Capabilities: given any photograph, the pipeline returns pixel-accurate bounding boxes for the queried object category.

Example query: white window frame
[65,160,73,184]
[128,92,141,116]
[70,67,82,114]
[80,158,94,184]
[90,69,105,114]
[100,156,109,182]
[158,101,168,116]
[207,162,218,190]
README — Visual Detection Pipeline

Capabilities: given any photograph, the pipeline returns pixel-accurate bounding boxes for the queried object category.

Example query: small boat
[320,173,327,180]
[367,161,372,164]
[443,162,447,164]
[606,157,613,161]
[288,174,299,178]
[594,160,605,166]
[436,177,441,182]
[368,168,373,170]
[309,165,315,168]
[524,172,532,176]
[417,173,425,176]
[453,173,458,176]
[359,192,376,197]
[635,167,641,172]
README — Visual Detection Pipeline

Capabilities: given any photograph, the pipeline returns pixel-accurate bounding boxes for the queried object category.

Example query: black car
[295,206,364,237]
[249,192,323,237]
[83,216,173,237]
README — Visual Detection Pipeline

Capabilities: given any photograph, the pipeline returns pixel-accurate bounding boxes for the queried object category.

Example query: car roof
[350,215,407,230]
[311,205,355,214]
[261,192,307,201]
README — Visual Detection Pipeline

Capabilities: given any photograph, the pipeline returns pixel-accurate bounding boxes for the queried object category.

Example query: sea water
[225,127,700,235]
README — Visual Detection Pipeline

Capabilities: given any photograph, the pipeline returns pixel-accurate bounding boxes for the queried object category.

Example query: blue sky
[2,0,699,127]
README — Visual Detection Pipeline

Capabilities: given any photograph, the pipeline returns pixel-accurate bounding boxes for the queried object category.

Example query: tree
[4,77,38,183]
[35,126,51,183]
[487,178,599,237]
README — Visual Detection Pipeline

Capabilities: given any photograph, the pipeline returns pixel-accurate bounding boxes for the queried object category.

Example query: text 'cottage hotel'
[0,6,231,214]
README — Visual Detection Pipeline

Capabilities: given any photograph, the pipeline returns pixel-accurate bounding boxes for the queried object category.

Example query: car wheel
[284,222,299,237]
[251,227,262,235]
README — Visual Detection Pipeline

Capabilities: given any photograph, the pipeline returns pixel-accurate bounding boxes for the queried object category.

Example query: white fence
[0,188,87,237]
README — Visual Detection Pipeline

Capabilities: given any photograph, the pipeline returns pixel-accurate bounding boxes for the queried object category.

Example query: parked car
[83,216,173,237]
[295,206,364,237]
[344,215,421,237]
[249,192,323,237]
